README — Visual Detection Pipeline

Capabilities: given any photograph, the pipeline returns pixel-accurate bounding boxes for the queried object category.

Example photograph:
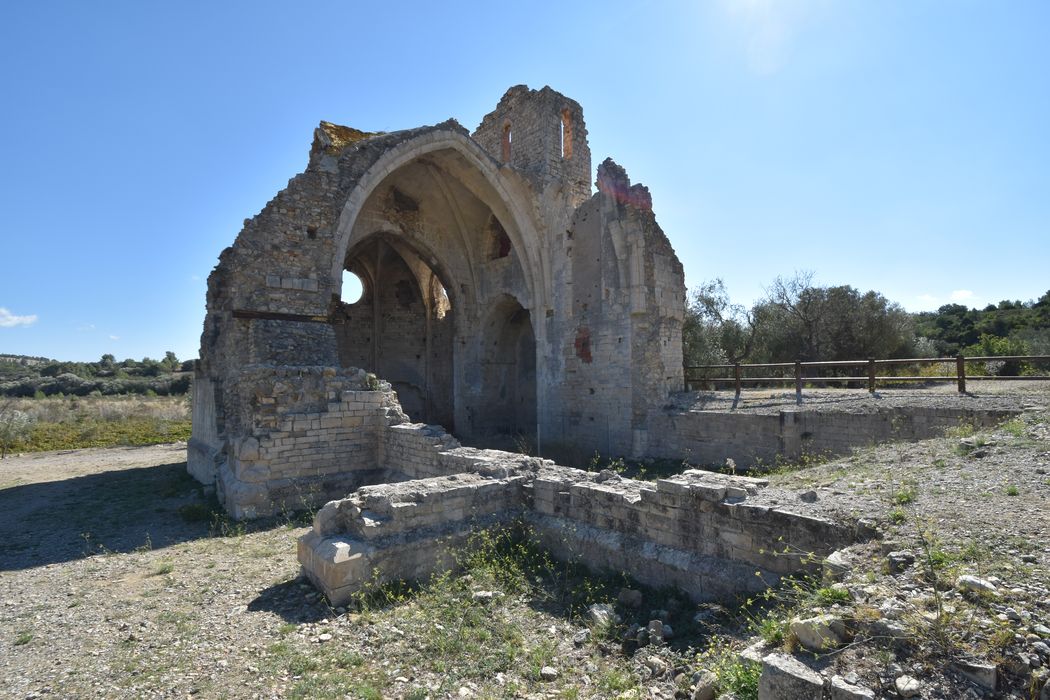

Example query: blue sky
[1,1,1047,362]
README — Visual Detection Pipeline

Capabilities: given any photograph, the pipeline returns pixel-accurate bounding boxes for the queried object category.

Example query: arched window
[501,122,512,163]
[341,269,364,304]
[561,109,573,159]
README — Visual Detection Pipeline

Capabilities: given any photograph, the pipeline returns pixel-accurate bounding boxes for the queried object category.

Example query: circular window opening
[341,270,364,304]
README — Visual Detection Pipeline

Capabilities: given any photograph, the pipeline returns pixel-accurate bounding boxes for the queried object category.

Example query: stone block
[828,675,875,700]
[758,653,823,700]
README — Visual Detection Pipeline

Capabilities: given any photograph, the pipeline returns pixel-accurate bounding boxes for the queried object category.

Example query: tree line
[0,352,193,397]
[684,272,1050,374]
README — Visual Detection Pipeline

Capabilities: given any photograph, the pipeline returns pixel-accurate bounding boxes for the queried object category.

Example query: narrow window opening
[430,275,451,319]
[561,109,573,159]
[501,122,512,163]
[488,216,512,259]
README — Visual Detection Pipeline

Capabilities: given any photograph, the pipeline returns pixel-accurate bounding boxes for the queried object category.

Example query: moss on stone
[315,121,377,155]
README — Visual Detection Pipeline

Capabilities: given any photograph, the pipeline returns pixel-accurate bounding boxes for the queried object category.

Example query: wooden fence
[684,355,1050,403]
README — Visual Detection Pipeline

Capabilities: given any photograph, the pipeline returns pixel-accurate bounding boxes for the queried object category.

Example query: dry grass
[2,395,190,454]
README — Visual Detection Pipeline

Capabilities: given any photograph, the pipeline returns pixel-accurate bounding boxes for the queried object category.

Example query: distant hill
[0,352,195,397]
[0,354,52,366]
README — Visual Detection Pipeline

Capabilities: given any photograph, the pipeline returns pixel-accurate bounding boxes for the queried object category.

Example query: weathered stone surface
[895,675,921,698]
[957,574,999,595]
[951,660,997,690]
[691,670,717,700]
[618,588,643,608]
[823,549,852,581]
[790,614,846,651]
[191,85,687,519]
[588,603,619,628]
[758,653,823,700]
[887,550,915,574]
[828,674,875,700]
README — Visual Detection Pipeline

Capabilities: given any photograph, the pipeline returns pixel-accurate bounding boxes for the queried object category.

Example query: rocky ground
[671,381,1047,414]
[1,391,1049,699]
[742,403,1050,699]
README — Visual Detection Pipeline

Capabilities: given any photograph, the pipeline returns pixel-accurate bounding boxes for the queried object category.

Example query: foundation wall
[299,469,535,606]
[649,405,1021,468]
[527,468,851,601]
[299,418,855,607]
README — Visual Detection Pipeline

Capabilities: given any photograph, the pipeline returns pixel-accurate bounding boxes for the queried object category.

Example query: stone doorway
[475,296,537,443]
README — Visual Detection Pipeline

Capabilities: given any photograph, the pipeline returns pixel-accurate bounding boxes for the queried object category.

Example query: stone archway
[329,133,547,443]
[474,296,537,442]
[335,234,455,430]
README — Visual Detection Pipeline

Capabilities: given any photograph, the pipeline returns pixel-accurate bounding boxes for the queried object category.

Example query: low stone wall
[299,471,532,606]
[213,366,406,518]
[649,403,1020,468]
[528,468,853,602]
[192,364,563,518]
[381,423,462,480]
[299,427,857,606]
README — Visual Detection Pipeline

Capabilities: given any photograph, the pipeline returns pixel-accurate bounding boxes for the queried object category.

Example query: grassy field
[0,394,191,454]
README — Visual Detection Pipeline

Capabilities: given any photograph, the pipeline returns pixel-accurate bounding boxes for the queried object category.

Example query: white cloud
[109,335,120,341]
[915,294,939,308]
[78,323,96,332]
[949,290,975,302]
[0,307,38,328]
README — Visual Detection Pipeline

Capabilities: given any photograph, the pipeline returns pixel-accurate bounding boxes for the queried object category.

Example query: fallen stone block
[758,653,823,700]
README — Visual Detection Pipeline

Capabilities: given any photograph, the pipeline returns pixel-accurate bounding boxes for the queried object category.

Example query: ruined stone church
[190,85,686,517]
[188,85,1016,613]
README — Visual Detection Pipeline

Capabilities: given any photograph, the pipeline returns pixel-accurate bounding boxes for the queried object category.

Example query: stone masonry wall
[473,85,592,206]
[527,468,852,602]
[648,404,1021,467]
[299,472,531,606]
[545,159,685,458]
[215,366,405,519]
[299,418,856,607]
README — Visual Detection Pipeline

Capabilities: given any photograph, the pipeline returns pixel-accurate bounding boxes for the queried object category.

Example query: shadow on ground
[247,578,334,624]
[0,461,221,571]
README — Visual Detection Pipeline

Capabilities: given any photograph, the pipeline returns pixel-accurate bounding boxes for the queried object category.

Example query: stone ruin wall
[298,412,857,608]
[190,85,687,518]
[649,405,1021,467]
[190,83,1029,623]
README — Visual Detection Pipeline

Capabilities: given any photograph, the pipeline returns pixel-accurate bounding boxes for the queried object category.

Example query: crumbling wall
[543,159,685,458]
[213,367,405,519]
[299,419,854,607]
[473,85,592,206]
[192,85,687,517]
[299,472,531,605]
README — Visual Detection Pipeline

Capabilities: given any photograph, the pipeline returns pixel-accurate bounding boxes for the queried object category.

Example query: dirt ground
[1,392,1049,699]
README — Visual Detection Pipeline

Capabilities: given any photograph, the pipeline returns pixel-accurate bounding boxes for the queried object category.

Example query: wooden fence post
[956,355,966,394]
[795,360,802,405]
[868,358,876,394]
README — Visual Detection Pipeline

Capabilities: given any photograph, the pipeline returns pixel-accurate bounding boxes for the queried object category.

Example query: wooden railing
[684,355,1050,403]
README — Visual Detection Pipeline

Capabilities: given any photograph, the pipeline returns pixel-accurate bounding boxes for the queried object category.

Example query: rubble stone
[758,653,823,699]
